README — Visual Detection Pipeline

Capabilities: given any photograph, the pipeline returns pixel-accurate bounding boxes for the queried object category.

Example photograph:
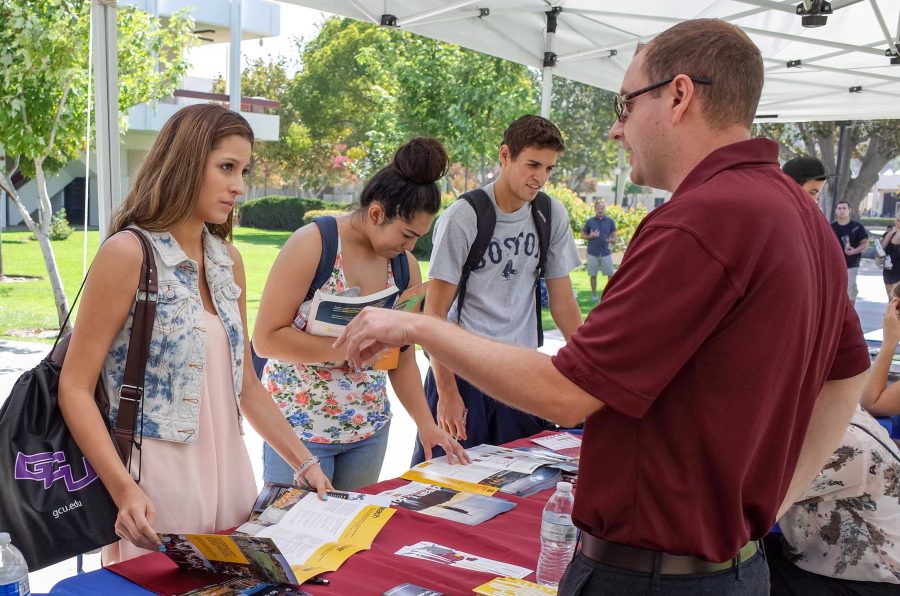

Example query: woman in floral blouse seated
[765,405,900,595]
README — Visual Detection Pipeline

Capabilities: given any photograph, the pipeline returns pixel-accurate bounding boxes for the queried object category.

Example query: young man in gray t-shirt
[412,115,582,465]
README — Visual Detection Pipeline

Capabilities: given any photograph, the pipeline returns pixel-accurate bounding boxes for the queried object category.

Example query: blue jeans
[263,422,391,491]
[558,549,769,595]
[412,368,553,466]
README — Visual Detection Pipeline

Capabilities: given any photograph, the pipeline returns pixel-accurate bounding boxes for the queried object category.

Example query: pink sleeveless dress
[102,311,258,564]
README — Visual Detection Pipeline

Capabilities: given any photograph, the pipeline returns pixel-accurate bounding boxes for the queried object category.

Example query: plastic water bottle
[0,533,30,596]
[536,482,577,587]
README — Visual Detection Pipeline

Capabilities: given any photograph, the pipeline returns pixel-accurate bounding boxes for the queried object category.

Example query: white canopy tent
[284,0,900,123]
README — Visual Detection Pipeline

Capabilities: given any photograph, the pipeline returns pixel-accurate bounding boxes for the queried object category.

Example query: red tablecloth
[108,430,577,596]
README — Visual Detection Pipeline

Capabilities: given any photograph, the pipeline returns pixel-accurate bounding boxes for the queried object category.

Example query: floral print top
[261,243,393,444]
[780,407,900,584]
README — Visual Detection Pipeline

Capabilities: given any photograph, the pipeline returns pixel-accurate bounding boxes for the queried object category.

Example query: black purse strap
[849,421,900,465]
[111,230,157,465]
[52,229,158,466]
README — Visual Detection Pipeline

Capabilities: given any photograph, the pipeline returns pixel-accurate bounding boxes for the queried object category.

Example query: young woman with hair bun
[253,137,470,490]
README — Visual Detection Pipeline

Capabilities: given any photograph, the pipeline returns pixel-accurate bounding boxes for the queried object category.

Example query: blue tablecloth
[49,569,153,595]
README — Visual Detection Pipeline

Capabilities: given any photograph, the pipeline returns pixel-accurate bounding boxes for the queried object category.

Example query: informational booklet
[401,445,568,497]
[304,280,432,338]
[382,584,445,596]
[395,541,532,579]
[473,577,558,595]
[376,481,515,525]
[291,280,430,370]
[178,577,310,596]
[160,485,395,586]
[306,285,400,337]
[530,432,581,452]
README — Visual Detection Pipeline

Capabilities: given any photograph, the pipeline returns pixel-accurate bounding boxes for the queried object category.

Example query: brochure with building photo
[160,485,395,586]
[401,445,569,497]
[376,481,515,525]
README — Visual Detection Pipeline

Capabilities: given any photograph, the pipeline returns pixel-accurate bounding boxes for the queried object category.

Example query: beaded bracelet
[292,455,321,487]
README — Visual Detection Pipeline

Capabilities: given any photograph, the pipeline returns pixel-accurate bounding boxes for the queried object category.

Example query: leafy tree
[550,77,619,190]
[756,121,900,218]
[288,18,536,183]
[0,0,195,327]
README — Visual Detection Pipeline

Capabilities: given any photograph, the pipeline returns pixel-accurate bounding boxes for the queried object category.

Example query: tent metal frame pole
[868,0,897,52]
[397,0,480,27]
[540,8,560,119]
[91,0,120,240]
[348,0,379,24]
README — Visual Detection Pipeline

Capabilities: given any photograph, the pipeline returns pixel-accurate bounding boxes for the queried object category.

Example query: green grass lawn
[0,227,606,342]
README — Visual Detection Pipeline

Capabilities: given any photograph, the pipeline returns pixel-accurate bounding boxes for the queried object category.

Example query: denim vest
[101,227,245,443]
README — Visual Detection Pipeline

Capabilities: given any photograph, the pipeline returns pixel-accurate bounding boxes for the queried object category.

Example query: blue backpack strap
[306,216,339,300]
[531,192,552,347]
[456,189,496,326]
[391,251,411,292]
[251,216,341,379]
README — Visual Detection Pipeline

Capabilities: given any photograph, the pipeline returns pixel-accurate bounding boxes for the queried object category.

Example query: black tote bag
[0,229,157,570]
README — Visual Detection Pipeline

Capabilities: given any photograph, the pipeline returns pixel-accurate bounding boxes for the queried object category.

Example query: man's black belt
[580,534,759,575]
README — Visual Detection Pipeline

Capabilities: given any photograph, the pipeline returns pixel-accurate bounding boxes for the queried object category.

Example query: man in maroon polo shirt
[335,19,870,595]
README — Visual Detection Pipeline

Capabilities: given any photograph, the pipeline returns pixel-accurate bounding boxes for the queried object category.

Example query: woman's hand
[301,463,334,499]
[883,298,900,345]
[111,482,160,550]
[417,422,472,465]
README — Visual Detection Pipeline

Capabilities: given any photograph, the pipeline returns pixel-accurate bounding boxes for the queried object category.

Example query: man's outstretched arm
[335,309,602,427]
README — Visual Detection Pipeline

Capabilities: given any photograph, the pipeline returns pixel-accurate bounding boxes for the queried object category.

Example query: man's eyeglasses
[614,76,713,123]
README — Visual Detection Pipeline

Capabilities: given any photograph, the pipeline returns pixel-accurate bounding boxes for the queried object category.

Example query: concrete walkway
[0,257,886,590]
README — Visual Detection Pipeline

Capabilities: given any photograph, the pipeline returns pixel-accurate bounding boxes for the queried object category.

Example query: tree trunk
[33,159,71,330]
[844,134,893,218]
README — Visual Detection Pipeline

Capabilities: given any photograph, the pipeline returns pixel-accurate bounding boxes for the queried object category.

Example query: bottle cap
[0,533,9,546]
[556,481,572,492]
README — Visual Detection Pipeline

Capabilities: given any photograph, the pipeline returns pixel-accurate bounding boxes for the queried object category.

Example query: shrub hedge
[238,196,350,231]
[862,217,894,228]
[302,209,351,226]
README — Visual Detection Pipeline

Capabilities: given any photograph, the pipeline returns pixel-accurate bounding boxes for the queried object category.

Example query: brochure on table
[401,444,575,497]
[376,481,515,525]
[159,485,394,586]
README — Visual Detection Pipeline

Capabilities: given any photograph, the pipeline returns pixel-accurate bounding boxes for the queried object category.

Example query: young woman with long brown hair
[59,104,331,563]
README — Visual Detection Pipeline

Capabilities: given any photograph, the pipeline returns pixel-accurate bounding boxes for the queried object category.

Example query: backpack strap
[531,192,552,347]
[456,189,496,326]
[251,216,341,379]
[391,251,411,292]
[306,216,339,300]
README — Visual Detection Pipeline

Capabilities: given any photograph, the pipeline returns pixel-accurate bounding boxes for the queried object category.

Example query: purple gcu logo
[14,451,99,492]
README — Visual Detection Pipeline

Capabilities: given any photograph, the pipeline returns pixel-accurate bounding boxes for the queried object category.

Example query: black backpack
[455,189,551,347]
[251,216,410,378]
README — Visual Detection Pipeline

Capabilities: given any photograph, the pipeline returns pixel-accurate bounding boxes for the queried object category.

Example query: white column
[230,0,242,112]
[92,0,121,239]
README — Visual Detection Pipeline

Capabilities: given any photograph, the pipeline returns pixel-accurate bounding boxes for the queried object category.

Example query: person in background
[252,138,469,491]
[883,218,900,299]
[414,115,583,466]
[58,104,332,564]
[334,18,869,595]
[581,200,617,302]
[861,287,900,417]
[767,405,900,595]
[782,156,833,202]
[832,200,869,304]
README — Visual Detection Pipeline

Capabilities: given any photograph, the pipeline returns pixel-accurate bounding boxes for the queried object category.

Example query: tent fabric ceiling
[285,0,900,123]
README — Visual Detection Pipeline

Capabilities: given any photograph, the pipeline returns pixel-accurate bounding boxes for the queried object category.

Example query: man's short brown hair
[640,19,763,130]
[501,115,566,158]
